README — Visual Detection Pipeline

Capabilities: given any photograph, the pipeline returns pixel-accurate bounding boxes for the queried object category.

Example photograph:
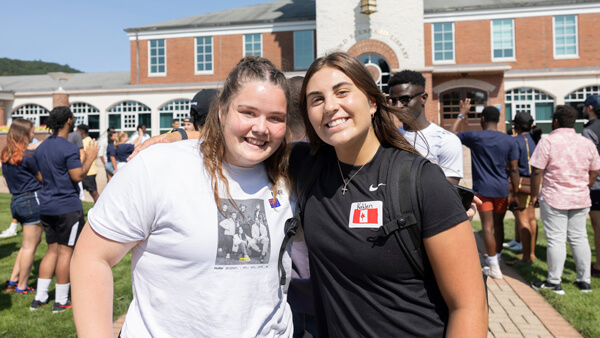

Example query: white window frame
[505,88,555,123]
[70,102,100,135]
[243,33,262,57]
[490,19,516,62]
[107,101,152,132]
[293,30,314,70]
[195,36,214,75]
[159,99,190,133]
[148,39,167,77]
[10,104,50,127]
[431,22,455,65]
[553,15,579,60]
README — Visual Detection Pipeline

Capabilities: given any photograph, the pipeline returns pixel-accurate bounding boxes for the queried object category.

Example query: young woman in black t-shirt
[292,52,487,337]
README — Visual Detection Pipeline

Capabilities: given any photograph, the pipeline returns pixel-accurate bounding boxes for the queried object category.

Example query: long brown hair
[200,56,291,210]
[299,52,419,156]
[1,118,33,165]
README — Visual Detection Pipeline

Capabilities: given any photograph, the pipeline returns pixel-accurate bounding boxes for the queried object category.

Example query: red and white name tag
[348,201,383,228]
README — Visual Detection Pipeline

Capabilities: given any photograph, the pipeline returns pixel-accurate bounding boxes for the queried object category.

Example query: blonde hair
[114,131,128,148]
[200,56,291,210]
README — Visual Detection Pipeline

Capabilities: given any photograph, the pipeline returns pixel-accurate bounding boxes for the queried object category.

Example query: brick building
[0,0,599,137]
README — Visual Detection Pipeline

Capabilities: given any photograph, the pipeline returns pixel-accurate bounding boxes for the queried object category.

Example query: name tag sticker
[348,201,383,228]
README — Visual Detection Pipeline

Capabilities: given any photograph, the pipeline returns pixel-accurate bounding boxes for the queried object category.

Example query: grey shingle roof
[424,0,598,13]
[125,0,316,32]
[0,72,131,93]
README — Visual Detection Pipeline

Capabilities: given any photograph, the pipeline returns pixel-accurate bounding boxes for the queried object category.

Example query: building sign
[336,27,409,59]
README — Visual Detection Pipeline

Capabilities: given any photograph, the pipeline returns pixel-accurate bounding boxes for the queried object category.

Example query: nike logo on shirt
[369,183,386,191]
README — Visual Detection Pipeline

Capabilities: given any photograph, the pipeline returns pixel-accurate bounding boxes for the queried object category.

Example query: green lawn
[472,217,600,338]
[0,194,133,337]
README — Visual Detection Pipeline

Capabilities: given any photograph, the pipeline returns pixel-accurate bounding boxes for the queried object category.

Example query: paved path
[474,232,582,337]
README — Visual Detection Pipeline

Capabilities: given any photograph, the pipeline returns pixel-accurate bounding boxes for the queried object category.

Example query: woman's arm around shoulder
[71,223,139,338]
[424,220,488,337]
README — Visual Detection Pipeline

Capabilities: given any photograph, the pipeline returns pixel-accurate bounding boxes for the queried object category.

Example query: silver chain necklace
[336,159,368,195]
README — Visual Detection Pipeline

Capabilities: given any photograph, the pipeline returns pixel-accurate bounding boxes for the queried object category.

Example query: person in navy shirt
[1,118,43,294]
[451,105,520,280]
[31,106,98,313]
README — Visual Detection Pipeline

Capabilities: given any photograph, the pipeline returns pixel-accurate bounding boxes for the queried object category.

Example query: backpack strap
[278,150,324,285]
[380,152,428,278]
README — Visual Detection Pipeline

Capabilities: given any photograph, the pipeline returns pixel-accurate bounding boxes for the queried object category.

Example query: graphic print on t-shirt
[348,201,383,228]
[215,198,271,266]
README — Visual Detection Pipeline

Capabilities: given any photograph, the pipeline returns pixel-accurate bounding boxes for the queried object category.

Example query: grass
[472,217,600,338]
[0,194,133,337]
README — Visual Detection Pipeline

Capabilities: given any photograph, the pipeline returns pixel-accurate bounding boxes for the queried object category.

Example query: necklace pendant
[341,186,348,195]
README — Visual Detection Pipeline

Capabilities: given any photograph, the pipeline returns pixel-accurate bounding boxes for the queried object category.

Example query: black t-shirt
[289,143,468,337]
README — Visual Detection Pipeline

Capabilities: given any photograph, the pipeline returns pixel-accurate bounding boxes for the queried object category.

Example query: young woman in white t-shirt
[70,56,294,337]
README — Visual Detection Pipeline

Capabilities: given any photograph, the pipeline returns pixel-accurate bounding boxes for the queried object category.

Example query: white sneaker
[483,264,503,279]
[503,239,519,248]
[508,242,523,251]
[0,228,17,238]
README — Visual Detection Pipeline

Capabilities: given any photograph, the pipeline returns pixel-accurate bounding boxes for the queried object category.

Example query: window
[432,22,454,63]
[196,36,213,74]
[441,88,487,120]
[554,15,578,58]
[491,19,514,60]
[294,31,314,70]
[244,34,262,57]
[159,99,190,134]
[107,101,152,135]
[565,85,600,119]
[358,54,391,94]
[70,102,101,138]
[505,88,554,122]
[11,104,50,127]
[149,39,166,76]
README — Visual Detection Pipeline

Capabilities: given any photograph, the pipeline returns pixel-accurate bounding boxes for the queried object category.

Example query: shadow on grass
[0,242,18,260]
[0,292,11,311]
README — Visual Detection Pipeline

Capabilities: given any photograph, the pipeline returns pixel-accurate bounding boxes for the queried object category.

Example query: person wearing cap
[505,112,538,266]
[189,89,219,131]
[182,117,196,132]
[451,105,520,280]
[529,105,600,294]
[582,94,600,276]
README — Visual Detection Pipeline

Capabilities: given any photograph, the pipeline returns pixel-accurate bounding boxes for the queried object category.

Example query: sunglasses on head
[389,92,425,106]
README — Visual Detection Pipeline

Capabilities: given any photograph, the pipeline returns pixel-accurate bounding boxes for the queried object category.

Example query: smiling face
[220,81,287,168]
[305,66,378,154]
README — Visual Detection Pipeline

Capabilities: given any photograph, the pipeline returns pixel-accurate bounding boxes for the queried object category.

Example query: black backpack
[278,150,431,284]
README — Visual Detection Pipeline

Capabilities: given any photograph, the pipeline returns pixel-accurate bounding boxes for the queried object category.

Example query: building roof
[424,0,598,13]
[125,0,316,33]
[0,72,131,93]
[124,0,596,33]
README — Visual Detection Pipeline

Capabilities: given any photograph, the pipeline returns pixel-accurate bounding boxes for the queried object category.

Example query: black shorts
[41,211,85,246]
[82,175,97,192]
[591,190,600,211]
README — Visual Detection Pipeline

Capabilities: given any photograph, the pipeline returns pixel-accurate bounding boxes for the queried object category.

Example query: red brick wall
[424,13,600,68]
[52,93,69,108]
[131,31,298,85]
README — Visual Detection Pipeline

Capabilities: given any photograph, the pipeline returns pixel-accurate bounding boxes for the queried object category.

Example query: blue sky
[2,0,274,73]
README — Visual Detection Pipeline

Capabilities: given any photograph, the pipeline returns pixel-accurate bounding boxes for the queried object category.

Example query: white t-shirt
[88,140,293,337]
[400,123,464,179]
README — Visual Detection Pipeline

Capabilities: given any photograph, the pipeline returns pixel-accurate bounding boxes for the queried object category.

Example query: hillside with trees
[0,57,81,76]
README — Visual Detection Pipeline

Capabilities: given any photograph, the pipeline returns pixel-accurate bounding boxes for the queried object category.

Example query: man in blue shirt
[32,106,98,313]
[451,104,520,280]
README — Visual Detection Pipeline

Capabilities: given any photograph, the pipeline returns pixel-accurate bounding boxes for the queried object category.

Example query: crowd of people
[0,51,599,337]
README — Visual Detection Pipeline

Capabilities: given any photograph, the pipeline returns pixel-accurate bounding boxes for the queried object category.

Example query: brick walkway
[474,233,582,337]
